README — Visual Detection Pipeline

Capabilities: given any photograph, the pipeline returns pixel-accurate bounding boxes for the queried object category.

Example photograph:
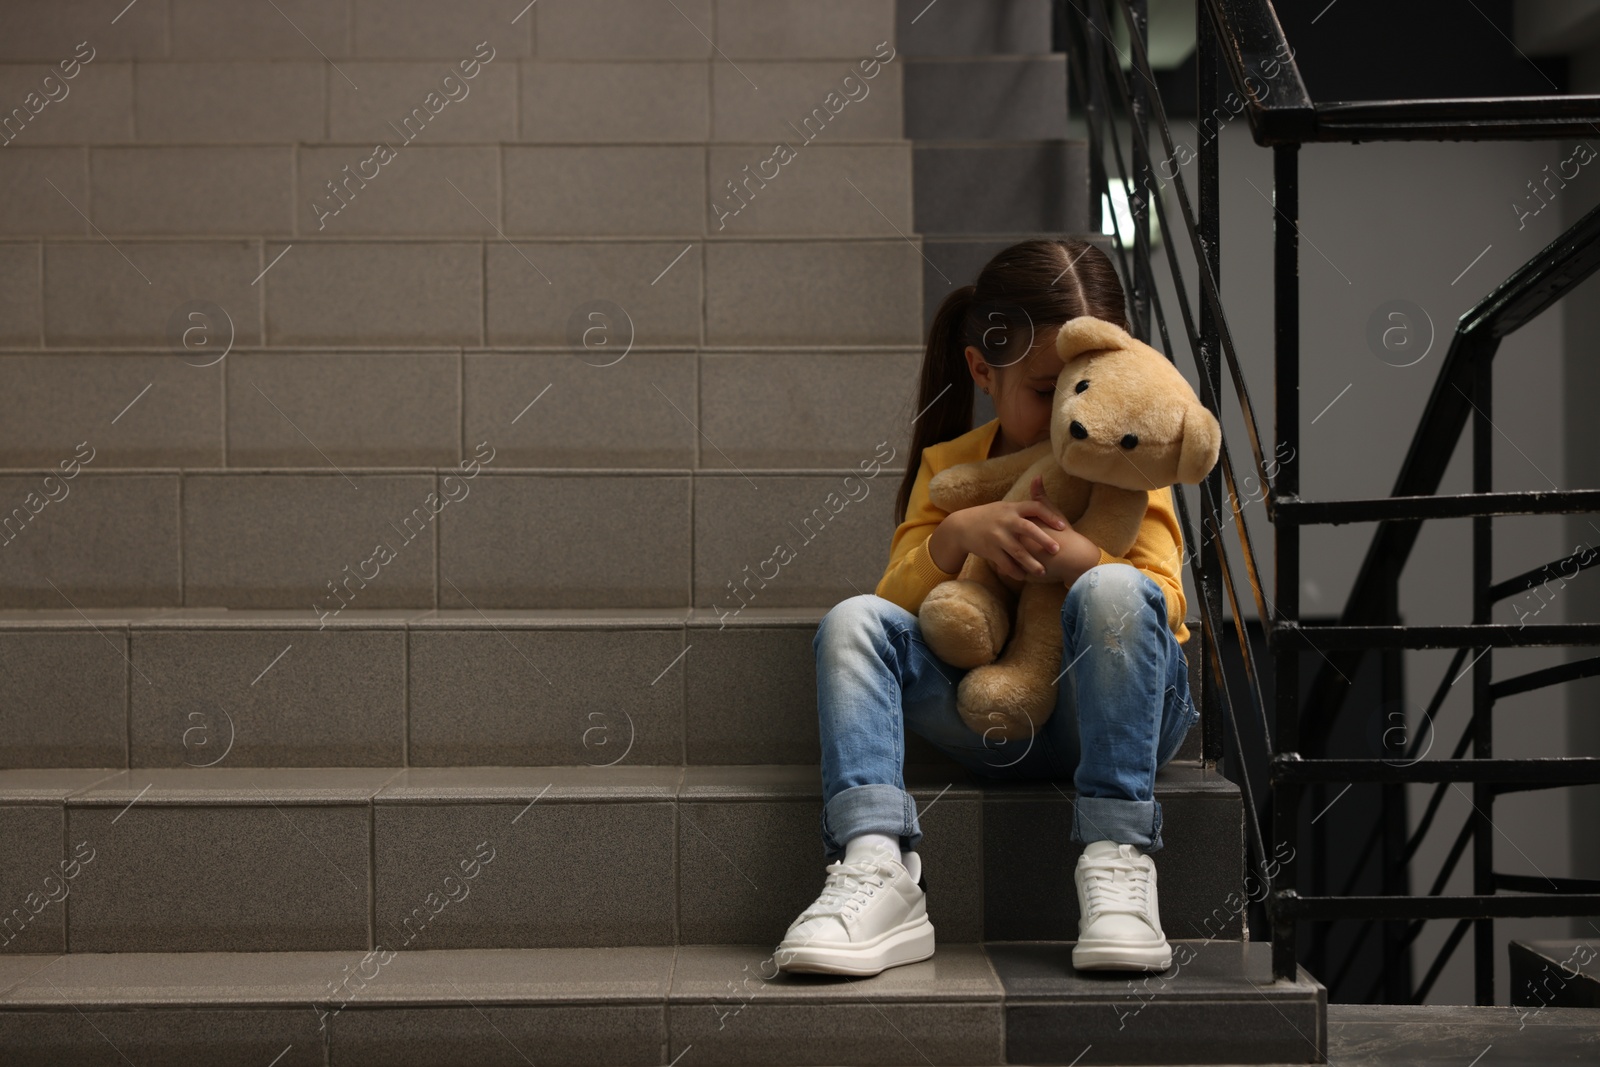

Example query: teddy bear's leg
[918,553,1017,669]
[955,581,1069,741]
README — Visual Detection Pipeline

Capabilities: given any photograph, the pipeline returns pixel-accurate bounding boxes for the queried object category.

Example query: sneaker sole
[1072,939,1173,971]
[775,915,936,977]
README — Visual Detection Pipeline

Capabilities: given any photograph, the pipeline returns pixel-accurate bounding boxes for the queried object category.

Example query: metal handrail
[1201,0,1600,143]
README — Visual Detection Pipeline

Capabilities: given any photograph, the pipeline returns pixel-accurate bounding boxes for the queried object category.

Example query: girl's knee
[1064,563,1162,626]
[816,593,901,652]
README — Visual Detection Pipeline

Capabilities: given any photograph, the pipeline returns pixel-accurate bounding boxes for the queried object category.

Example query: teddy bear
[917,315,1221,742]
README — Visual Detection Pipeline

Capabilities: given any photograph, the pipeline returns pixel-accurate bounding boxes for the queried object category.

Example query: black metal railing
[1059,0,1600,1004]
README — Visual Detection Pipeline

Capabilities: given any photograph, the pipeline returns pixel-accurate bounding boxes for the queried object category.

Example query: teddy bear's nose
[1070,420,1088,440]
[1120,433,1139,450]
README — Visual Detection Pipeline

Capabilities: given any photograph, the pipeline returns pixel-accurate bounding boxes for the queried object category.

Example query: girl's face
[966,325,1064,451]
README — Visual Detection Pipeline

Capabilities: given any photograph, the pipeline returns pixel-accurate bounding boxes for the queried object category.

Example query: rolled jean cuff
[1072,795,1165,852]
[820,783,921,860]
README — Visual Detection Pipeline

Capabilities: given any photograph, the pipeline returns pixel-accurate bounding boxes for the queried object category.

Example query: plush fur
[918,316,1221,741]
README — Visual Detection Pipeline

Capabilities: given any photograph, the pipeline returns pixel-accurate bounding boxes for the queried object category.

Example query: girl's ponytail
[894,284,976,525]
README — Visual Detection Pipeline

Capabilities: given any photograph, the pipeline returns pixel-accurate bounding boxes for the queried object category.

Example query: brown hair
[893,238,1130,524]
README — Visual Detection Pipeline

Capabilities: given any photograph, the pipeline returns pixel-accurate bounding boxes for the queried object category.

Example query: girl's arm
[875,450,964,614]
[1019,475,1101,586]
[876,455,1070,613]
[1026,481,1190,636]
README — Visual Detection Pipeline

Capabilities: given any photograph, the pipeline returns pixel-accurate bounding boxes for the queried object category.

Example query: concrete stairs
[897,0,1095,336]
[1509,939,1600,1010]
[0,0,1325,1063]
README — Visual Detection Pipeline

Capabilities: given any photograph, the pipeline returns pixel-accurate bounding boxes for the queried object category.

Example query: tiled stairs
[0,1,1325,1063]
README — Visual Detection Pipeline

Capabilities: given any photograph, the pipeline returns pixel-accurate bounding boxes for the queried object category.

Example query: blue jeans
[814,563,1197,861]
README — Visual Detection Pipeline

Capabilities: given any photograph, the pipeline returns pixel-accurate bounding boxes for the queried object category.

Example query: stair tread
[0,606,838,627]
[0,606,1206,627]
[1508,938,1599,982]
[0,344,934,353]
[985,941,1312,999]
[0,606,704,630]
[0,761,1233,804]
[0,942,1319,1009]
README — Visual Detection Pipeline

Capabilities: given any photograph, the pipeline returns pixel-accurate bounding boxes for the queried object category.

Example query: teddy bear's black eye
[1075,379,1089,393]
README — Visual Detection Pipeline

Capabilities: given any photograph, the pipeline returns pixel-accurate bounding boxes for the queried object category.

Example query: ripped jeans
[814,562,1197,861]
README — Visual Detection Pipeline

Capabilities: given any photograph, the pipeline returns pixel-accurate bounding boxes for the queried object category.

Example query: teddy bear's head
[1050,315,1220,491]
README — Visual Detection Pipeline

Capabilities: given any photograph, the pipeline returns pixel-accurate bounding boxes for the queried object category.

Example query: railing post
[1472,342,1495,1005]
[1076,3,1110,259]
[1196,0,1222,769]
[1271,137,1301,984]
[1381,564,1408,1001]
[1127,0,1152,343]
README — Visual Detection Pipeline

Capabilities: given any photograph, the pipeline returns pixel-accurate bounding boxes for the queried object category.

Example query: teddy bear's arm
[1068,482,1149,559]
[928,439,1052,512]
[997,454,1063,505]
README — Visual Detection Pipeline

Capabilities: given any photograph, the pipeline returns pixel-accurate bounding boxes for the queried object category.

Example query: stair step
[914,142,1092,235]
[0,55,908,149]
[0,462,905,610]
[905,57,1070,141]
[0,942,1325,1065]
[0,0,902,65]
[0,608,1201,769]
[1326,1003,1600,1065]
[896,0,1055,58]
[7,236,925,349]
[0,762,1237,955]
[0,346,923,471]
[9,142,915,239]
[1508,939,1600,1008]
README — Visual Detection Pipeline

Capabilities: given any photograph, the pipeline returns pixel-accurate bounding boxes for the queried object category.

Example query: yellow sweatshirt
[875,417,1191,647]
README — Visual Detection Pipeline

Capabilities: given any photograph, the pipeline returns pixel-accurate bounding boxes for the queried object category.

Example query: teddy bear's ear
[1055,315,1133,363]
[1177,401,1222,484]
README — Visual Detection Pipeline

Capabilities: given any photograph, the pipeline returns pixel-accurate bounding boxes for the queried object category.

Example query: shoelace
[1082,854,1153,919]
[794,857,893,922]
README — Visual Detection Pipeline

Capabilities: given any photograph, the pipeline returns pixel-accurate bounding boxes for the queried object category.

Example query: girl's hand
[940,477,1070,582]
[1023,474,1101,584]
[1022,474,1079,583]
[1028,473,1059,518]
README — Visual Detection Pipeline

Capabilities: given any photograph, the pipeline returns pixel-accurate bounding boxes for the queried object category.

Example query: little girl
[774,238,1198,978]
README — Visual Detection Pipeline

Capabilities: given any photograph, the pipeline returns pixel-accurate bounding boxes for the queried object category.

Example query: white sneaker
[1072,839,1173,971]
[775,842,935,976]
